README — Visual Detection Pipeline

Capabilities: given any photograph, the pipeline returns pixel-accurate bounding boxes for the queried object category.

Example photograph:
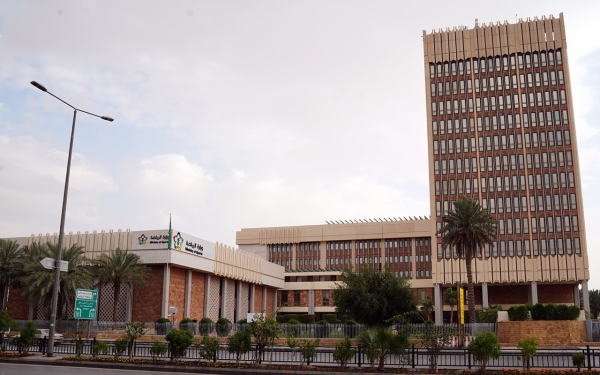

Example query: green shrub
[299,339,320,366]
[195,335,219,363]
[333,336,356,371]
[237,318,247,324]
[517,336,539,371]
[165,329,194,361]
[508,305,529,321]
[180,317,193,323]
[216,318,232,337]
[468,331,501,373]
[298,314,316,324]
[345,319,357,325]
[155,318,172,335]
[149,340,167,361]
[287,314,300,322]
[155,317,170,323]
[16,321,37,355]
[199,317,213,336]
[276,316,287,323]
[227,331,251,365]
[572,352,585,371]
[329,330,345,338]
[531,303,580,321]
[476,307,499,323]
[92,340,108,357]
[288,318,301,324]
[324,314,339,324]
[113,338,128,359]
[531,303,546,320]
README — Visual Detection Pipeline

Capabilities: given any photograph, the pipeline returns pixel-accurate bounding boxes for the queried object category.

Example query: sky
[0,1,598,289]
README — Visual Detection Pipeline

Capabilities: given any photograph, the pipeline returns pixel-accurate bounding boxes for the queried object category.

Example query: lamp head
[101,116,114,122]
[30,81,48,92]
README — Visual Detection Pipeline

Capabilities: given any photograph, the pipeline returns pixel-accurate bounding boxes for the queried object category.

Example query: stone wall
[497,321,587,346]
[6,286,30,320]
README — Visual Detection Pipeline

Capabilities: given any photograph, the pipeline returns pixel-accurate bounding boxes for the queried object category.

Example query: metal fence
[10,321,495,340]
[1,337,597,370]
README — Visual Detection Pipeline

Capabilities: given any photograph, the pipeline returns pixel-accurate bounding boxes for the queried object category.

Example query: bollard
[412,344,415,368]
[587,345,592,371]
[357,345,362,367]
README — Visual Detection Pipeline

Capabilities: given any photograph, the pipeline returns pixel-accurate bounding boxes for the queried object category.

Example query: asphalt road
[0,363,197,375]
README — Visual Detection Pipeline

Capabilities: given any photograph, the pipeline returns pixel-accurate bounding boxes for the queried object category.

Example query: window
[294,291,300,305]
[322,290,330,306]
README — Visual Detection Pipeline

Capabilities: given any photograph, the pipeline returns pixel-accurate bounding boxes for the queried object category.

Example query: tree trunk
[465,253,476,324]
[1,279,9,310]
[113,281,121,322]
[449,304,454,324]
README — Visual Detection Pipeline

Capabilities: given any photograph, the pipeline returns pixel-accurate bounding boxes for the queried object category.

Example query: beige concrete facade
[236,13,590,322]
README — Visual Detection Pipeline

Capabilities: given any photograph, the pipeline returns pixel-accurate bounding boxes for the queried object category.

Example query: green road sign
[74,288,98,320]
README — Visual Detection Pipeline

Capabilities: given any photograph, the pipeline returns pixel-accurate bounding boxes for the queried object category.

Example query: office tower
[423,13,590,315]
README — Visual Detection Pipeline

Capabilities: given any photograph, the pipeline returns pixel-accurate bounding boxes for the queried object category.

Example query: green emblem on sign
[74,288,98,320]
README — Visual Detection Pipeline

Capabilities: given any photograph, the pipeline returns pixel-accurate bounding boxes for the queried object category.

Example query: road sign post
[74,289,98,320]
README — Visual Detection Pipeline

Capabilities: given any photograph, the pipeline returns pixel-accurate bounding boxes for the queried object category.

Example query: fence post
[214,344,218,363]
[467,348,472,369]
[412,344,415,368]
[587,345,591,371]
[357,345,362,367]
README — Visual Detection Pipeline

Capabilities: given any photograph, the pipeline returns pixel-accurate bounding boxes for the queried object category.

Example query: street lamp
[30,80,114,357]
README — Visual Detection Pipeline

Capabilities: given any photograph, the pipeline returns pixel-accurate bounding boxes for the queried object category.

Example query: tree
[333,266,417,326]
[165,328,194,361]
[589,289,600,319]
[333,336,356,371]
[299,339,320,368]
[18,242,93,331]
[124,321,148,360]
[245,310,281,364]
[0,239,21,310]
[17,321,37,355]
[468,331,501,373]
[196,335,219,363]
[357,326,409,371]
[420,320,455,372]
[444,287,457,324]
[437,197,497,324]
[517,336,539,371]
[93,248,150,322]
[227,331,251,366]
[0,310,16,343]
[420,296,434,321]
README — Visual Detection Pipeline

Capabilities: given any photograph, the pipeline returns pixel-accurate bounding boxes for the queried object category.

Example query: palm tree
[357,326,409,371]
[444,287,457,324]
[19,242,93,331]
[0,239,21,310]
[93,248,151,322]
[437,197,497,324]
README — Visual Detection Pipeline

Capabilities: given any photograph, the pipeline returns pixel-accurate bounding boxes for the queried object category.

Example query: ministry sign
[131,229,216,260]
[74,288,98,320]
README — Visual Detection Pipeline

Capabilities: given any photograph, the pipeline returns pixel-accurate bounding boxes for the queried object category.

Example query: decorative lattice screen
[240,283,250,316]
[207,276,220,321]
[225,279,235,320]
[97,283,129,322]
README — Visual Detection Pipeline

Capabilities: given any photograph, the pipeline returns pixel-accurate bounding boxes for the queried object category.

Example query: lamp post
[30,81,114,357]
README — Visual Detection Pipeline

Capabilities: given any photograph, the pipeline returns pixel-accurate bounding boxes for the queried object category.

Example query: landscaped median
[4,354,600,375]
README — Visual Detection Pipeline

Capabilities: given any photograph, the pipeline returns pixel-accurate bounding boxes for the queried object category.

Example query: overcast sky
[0,0,598,289]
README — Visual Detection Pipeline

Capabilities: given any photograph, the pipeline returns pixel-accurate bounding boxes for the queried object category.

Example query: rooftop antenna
[475,18,479,27]
[515,14,517,23]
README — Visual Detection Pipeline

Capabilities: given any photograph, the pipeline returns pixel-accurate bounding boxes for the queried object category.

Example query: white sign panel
[131,229,216,260]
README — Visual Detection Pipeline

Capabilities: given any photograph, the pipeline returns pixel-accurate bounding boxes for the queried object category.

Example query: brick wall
[299,290,308,307]
[266,287,274,316]
[489,285,528,305]
[7,286,30,320]
[190,271,205,320]
[538,284,573,304]
[315,290,323,306]
[168,266,187,322]
[132,265,163,322]
[497,321,587,346]
[254,286,263,312]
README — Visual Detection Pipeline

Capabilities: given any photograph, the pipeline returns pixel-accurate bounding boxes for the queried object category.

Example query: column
[482,282,489,308]
[249,284,255,313]
[582,280,590,312]
[529,281,538,305]
[574,284,581,308]
[235,281,243,322]
[184,270,192,318]
[262,286,267,311]
[434,284,443,325]
[204,275,211,318]
[162,264,170,318]
[220,278,227,319]
[308,290,315,314]
[272,289,277,315]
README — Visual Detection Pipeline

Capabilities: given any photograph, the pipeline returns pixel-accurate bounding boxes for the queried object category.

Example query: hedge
[530,303,580,321]
[298,314,316,324]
